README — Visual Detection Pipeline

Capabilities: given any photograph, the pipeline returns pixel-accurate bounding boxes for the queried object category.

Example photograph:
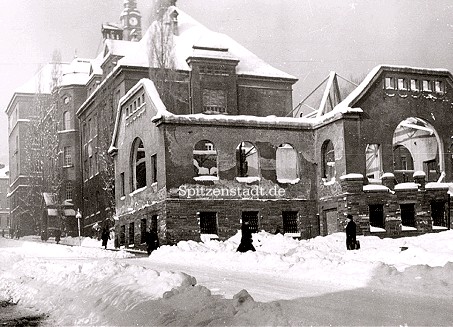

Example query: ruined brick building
[5,1,453,245]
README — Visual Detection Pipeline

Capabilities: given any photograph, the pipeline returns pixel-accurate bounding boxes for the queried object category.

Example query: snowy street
[1,231,453,326]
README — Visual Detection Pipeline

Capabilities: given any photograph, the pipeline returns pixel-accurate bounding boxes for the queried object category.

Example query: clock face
[129,17,138,26]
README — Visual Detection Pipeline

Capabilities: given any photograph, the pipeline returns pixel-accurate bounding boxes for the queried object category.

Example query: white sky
[1,0,453,163]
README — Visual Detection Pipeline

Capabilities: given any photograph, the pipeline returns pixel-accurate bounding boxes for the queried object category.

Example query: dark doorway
[431,202,447,227]
[400,203,415,227]
[369,204,385,229]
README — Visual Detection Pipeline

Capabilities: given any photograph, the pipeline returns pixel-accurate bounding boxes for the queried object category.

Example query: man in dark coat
[101,228,110,249]
[237,221,256,253]
[346,214,357,250]
[146,229,160,255]
[54,229,61,244]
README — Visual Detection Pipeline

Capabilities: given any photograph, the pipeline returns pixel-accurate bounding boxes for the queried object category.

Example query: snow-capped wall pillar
[382,173,395,190]
[413,171,426,190]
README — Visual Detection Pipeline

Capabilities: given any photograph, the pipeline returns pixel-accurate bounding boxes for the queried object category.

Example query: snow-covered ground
[1,231,453,326]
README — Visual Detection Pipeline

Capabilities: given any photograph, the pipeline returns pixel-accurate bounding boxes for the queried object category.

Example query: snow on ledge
[129,186,147,197]
[401,225,417,231]
[394,182,418,191]
[340,173,363,180]
[381,172,395,178]
[363,185,389,192]
[236,176,261,183]
[284,232,301,238]
[425,182,450,190]
[370,226,386,233]
[194,176,219,181]
[277,178,300,185]
[433,225,448,230]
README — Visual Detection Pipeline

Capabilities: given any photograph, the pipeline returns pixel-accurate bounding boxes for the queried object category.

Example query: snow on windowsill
[200,234,219,243]
[401,225,417,231]
[370,226,386,233]
[236,176,260,183]
[129,186,147,197]
[277,178,300,185]
[425,182,450,190]
[433,225,448,230]
[194,176,219,181]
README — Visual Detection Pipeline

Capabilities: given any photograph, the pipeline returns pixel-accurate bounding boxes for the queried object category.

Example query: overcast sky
[1,0,452,164]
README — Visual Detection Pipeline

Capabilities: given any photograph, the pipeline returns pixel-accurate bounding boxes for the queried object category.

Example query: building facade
[0,165,9,235]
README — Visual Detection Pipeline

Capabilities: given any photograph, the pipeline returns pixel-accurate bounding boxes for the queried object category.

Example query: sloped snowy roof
[118,7,296,80]
[14,58,92,94]
[335,65,452,111]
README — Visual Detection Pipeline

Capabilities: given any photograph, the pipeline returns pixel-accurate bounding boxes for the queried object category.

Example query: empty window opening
[393,117,441,182]
[431,202,447,228]
[400,204,416,228]
[422,80,432,92]
[199,212,218,234]
[140,218,147,243]
[128,222,135,245]
[384,77,395,89]
[151,154,157,183]
[397,78,408,90]
[322,140,335,181]
[236,142,259,178]
[365,144,382,180]
[120,225,125,245]
[131,138,146,190]
[282,211,298,233]
[193,141,218,179]
[276,144,299,183]
[369,204,385,229]
[410,79,419,91]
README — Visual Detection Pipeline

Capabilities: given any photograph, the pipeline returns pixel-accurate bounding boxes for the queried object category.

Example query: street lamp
[76,209,82,246]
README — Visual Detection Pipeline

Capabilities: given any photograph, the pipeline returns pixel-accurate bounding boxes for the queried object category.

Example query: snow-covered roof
[118,7,296,80]
[335,65,453,111]
[14,58,92,94]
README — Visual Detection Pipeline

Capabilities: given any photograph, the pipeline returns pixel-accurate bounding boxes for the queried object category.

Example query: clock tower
[120,0,142,41]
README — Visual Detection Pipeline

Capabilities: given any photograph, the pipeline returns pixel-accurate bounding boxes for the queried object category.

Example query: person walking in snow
[55,229,61,244]
[237,220,256,253]
[101,228,110,249]
[145,229,159,255]
[346,214,357,250]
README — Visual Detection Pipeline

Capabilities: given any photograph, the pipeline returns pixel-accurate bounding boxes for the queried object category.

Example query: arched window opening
[393,117,441,182]
[276,143,299,183]
[322,140,335,181]
[193,140,218,180]
[236,142,259,179]
[365,144,382,181]
[131,138,146,190]
[63,111,71,130]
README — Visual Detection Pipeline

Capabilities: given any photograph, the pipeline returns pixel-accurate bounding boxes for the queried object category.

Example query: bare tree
[19,50,65,234]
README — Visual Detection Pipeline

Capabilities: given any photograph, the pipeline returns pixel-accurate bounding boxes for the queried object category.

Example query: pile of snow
[1,230,453,325]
